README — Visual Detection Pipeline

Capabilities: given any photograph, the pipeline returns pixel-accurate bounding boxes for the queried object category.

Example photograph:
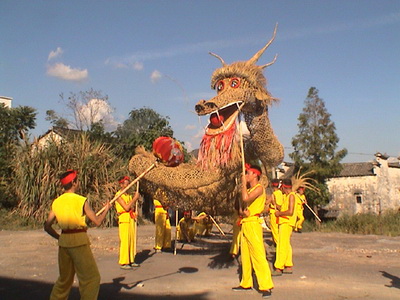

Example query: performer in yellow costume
[294,186,307,232]
[153,189,171,252]
[44,169,111,300]
[273,178,297,276]
[229,209,241,258]
[177,211,196,242]
[269,179,283,246]
[194,212,213,236]
[232,164,273,298]
[115,176,140,269]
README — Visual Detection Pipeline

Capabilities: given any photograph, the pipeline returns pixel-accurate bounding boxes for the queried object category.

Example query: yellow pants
[240,218,274,290]
[229,217,241,256]
[118,219,136,265]
[274,223,293,270]
[295,209,305,230]
[177,222,195,241]
[154,212,171,250]
[50,244,100,300]
[269,210,279,245]
[194,223,213,236]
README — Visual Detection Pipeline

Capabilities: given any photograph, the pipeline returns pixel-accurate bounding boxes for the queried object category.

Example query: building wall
[0,96,12,108]
[326,158,400,216]
[326,176,379,215]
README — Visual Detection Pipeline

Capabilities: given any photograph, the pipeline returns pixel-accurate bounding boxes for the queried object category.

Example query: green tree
[0,104,37,207]
[114,107,174,160]
[45,109,69,128]
[289,87,347,206]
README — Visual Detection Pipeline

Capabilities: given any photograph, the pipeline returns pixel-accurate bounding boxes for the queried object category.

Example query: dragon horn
[209,52,227,66]
[247,23,278,66]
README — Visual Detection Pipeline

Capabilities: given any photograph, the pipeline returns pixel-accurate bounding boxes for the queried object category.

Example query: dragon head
[195,25,279,169]
[195,24,278,136]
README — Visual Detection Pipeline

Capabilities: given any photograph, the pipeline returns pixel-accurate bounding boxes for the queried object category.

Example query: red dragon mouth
[206,101,243,136]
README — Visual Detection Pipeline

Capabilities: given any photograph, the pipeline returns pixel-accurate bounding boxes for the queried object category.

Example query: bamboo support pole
[96,163,156,216]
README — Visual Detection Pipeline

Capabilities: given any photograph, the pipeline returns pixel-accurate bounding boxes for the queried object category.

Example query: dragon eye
[230,78,240,88]
[216,80,225,92]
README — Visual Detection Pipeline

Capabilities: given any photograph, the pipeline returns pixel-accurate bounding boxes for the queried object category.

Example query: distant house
[34,127,83,150]
[275,153,400,217]
[325,153,400,216]
[0,96,13,108]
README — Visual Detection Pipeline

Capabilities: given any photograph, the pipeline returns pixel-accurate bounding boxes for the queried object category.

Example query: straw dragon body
[129,26,284,213]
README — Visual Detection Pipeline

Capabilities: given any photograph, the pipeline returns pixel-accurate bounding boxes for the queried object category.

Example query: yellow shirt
[115,191,132,223]
[279,192,297,226]
[52,192,89,248]
[153,199,168,214]
[270,189,283,212]
[295,193,306,211]
[246,183,266,217]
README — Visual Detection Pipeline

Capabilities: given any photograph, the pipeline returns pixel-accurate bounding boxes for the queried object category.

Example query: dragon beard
[198,122,241,170]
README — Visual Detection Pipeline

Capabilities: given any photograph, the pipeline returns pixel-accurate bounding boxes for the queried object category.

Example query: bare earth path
[0,224,399,299]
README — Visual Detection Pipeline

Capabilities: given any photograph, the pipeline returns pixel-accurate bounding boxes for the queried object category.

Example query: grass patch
[302,210,400,237]
[0,208,42,230]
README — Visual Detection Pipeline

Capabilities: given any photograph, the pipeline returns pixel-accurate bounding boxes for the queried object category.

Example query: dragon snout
[195,100,218,115]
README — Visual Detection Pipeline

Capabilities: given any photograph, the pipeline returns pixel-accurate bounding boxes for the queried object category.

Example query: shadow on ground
[0,276,210,300]
[380,271,400,289]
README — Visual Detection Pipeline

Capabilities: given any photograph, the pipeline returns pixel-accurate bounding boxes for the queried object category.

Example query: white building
[326,153,400,216]
[275,153,400,217]
[0,96,12,108]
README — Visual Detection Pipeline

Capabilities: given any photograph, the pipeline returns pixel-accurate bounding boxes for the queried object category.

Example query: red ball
[210,114,224,127]
[152,136,184,167]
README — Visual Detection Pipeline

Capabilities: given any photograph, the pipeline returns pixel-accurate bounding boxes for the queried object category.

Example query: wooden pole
[96,163,156,216]
[174,209,178,255]
[237,104,246,215]
[134,181,139,256]
[208,215,225,236]
[304,202,322,222]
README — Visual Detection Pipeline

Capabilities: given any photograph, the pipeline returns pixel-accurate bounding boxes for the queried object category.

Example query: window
[354,191,363,204]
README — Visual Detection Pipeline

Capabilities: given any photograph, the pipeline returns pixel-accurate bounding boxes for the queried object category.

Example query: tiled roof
[334,162,375,177]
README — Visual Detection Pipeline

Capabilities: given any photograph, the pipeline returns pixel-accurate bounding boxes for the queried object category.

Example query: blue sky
[1,0,399,163]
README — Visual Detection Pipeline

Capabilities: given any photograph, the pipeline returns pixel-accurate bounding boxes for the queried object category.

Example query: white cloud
[78,98,118,131]
[133,61,143,70]
[150,70,162,83]
[184,141,193,152]
[48,47,63,61]
[47,63,88,82]
[185,124,196,130]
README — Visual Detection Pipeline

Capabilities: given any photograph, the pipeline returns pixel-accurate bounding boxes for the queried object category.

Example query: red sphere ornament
[210,113,225,127]
[152,136,184,167]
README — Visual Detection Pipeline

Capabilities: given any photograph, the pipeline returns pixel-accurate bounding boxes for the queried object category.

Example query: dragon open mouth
[206,101,243,136]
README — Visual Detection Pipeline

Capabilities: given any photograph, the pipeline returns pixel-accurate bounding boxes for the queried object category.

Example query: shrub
[9,134,129,226]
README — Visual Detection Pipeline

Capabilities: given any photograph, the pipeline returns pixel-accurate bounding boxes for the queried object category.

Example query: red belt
[119,210,137,219]
[155,205,163,208]
[62,228,87,234]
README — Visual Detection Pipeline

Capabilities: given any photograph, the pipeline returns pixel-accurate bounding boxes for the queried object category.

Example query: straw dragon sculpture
[129,25,284,214]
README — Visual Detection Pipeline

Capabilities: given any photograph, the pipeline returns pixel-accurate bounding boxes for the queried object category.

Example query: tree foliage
[0,104,37,207]
[45,109,69,128]
[289,87,347,205]
[11,134,127,225]
[58,88,114,131]
[114,107,174,159]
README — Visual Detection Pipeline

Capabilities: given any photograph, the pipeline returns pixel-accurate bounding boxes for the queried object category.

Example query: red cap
[60,170,77,185]
[245,163,261,176]
[119,176,130,184]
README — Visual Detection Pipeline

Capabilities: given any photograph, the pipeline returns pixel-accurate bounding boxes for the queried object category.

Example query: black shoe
[272,269,283,276]
[232,286,252,291]
[261,290,272,298]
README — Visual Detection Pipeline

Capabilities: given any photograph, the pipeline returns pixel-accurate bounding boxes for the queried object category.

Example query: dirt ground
[1,223,399,300]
